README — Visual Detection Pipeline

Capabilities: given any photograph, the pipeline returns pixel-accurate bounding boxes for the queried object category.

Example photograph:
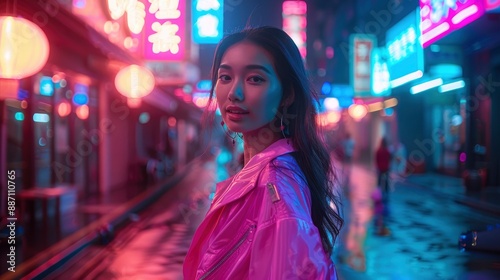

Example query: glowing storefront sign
[106,0,146,35]
[282,1,307,60]
[386,8,424,88]
[420,0,485,47]
[350,34,376,96]
[192,0,223,44]
[144,0,185,60]
[371,47,391,96]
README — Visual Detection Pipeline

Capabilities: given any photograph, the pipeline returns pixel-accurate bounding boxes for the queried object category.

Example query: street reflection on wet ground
[46,154,500,279]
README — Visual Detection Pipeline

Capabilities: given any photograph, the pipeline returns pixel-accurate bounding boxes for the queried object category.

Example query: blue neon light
[73,83,88,105]
[386,8,424,88]
[321,82,332,95]
[196,80,212,91]
[371,47,391,96]
[192,0,223,44]
[14,112,24,121]
[39,76,54,96]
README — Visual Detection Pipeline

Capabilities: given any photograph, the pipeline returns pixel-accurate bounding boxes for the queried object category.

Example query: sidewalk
[402,173,500,216]
[0,159,196,279]
[340,159,500,217]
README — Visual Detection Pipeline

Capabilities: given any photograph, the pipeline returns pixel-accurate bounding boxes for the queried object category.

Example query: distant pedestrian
[374,138,391,236]
[343,133,355,164]
[390,140,407,189]
[341,133,355,189]
[375,138,391,195]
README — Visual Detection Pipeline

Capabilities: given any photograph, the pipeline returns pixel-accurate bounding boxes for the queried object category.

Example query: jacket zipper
[200,224,256,280]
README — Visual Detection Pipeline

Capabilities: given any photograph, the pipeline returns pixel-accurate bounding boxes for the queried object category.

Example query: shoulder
[256,153,312,222]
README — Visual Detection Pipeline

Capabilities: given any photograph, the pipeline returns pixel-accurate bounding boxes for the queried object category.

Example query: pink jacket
[183,139,337,279]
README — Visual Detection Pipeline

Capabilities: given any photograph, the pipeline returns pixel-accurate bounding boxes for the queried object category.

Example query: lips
[225,105,248,121]
[225,105,249,114]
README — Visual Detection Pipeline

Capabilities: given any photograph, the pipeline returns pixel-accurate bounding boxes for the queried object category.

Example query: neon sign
[143,0,185,60]
[386,8,424,88]
[282,1,307,60]
[420,0,485,47]
[192,0,223,44]
[371,47,391,96]
[350,34,376,96]
[107,0,146,35]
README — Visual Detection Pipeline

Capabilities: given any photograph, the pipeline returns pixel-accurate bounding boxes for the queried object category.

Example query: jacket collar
[211,139,295,211]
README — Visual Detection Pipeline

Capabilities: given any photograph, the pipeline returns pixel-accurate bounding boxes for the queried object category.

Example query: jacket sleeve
[249,218,336,279]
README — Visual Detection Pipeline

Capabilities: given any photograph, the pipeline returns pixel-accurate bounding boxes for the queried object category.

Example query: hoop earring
[280,115,290,144]
[221,121,236,145]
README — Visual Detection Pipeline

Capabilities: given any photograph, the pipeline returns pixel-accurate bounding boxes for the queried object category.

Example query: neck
[242,127,283,165]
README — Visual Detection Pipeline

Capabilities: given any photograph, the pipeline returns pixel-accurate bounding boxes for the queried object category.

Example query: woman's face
[215,41,283,136]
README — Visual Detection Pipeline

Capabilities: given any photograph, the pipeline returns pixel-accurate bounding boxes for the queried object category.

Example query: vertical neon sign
[282,1,307,60]
[192,0,223,44]
[143,0,185,60]
[350,34,376,96]
[420,0,485,48]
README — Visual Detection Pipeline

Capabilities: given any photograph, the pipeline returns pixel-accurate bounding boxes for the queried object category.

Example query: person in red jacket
[375,138,391,194]
[374,138,391,236]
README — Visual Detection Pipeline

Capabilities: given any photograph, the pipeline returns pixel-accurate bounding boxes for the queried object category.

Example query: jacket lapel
[210,139,295,212]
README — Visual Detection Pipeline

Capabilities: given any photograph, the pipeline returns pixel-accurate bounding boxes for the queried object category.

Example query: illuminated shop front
[418,0,500,185]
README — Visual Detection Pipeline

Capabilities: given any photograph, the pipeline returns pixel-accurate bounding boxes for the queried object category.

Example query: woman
[183,26,343,279]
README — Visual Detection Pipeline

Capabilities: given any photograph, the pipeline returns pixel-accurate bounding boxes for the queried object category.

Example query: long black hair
[205,26,343,254]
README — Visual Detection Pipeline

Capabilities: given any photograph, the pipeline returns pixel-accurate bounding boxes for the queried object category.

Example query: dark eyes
[248,76,265,83]
[217,75,265,84]
[218,74,231,81]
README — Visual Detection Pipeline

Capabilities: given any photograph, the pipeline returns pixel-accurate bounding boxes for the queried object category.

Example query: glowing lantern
[0,16,49,79]
[115,65,155,107]
[348,104,368,122]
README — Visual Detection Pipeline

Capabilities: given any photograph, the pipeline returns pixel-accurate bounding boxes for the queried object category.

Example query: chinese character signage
[420,0,485,47]
[386,8,424,87]
[282,1,307,60]
[143,0,185,60]
[350,34,376,96]
[192,0,223,44]
[371,47,391,96]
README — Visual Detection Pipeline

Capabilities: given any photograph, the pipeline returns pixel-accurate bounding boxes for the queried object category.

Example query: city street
[335,164,500,279]
[41,160,500,279]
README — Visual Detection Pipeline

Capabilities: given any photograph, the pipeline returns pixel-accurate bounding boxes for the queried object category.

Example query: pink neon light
[485,0,500,10]
[143,0,185,61]
[282,1,307,15]
[283,1,307,59]
[452,5,479,24]
[420,0,485,47]
[459,152,466,163]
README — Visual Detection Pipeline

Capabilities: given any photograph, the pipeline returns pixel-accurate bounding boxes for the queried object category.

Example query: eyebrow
[219,64,272,74]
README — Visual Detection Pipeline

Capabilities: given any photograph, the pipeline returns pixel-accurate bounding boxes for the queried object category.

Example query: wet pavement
[4,156,500,279]
[335,164,500,279]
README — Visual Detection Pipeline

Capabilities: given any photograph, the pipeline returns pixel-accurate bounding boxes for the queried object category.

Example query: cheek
[214,86,226,106]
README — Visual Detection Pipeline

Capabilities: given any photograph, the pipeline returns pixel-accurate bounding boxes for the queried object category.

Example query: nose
[228,80,243,102]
